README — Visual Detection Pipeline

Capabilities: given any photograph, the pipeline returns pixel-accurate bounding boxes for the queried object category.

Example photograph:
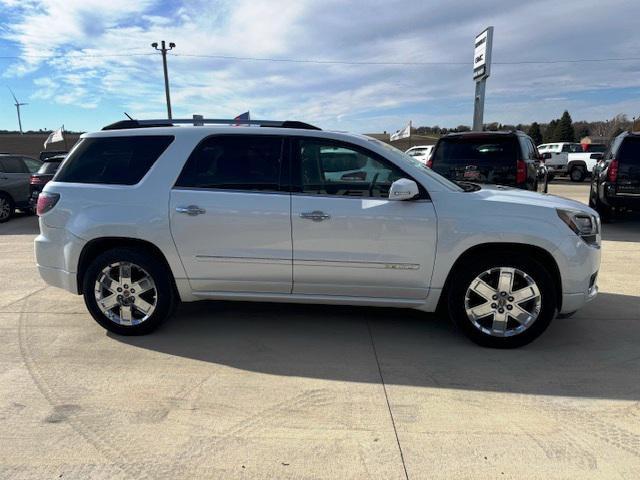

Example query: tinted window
[38,161,62,174]
[617,138,640,181]
[432,136,518,185]
[176,135,283,191]
[55,136,173,185]
[295,139,404,198]
[587,144,606,153]
[0,157,28,173]
[23,158,42,173]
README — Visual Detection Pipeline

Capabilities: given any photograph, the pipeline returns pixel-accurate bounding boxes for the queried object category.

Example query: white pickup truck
[537,142,582,179]
[565,145,607,182]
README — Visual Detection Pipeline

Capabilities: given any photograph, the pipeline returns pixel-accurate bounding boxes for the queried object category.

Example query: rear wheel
[447,254,557,348]
[83,248,176,335]
[0,194,14,223]
[569,166,586,182]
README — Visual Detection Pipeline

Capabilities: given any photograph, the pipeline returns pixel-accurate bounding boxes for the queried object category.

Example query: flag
[44,126,64,148]
[390,121,411,142]
[234,111,250,126]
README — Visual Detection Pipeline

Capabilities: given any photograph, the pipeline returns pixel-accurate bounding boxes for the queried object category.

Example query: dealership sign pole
[472,27,493,131]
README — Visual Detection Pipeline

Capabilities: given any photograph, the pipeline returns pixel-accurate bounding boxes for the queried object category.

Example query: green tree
[555,110,576,142]
[528,122,543,145]
[544,119,559,142]
[576,126,590,139]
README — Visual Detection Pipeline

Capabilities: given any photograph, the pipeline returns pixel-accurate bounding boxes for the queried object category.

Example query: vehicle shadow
[0,212,39,235]
[602,211,640,242]
[111,291,640,401]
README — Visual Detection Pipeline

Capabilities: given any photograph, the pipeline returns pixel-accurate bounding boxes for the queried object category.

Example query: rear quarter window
[54,136,174,185]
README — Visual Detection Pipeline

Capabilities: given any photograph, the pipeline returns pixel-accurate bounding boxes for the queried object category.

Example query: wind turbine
[8,88,27,134]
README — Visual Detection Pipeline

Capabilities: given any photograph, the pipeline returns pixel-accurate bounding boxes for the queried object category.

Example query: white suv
[35,119,601,348]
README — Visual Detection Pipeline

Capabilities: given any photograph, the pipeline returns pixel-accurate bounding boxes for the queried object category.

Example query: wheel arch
[437,242,562,313]
[76,237,178,297]
[567,160,586,169]
[0,190,15,202]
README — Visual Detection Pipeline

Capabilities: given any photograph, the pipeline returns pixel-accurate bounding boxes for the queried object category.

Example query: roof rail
[102,118,321,131]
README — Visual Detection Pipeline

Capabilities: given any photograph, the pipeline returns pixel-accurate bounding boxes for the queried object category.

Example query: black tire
[0,193,15,223]
[547,173,555,182]
[83,248,177,335]
[447,253,557,348]
[569,166,586,182]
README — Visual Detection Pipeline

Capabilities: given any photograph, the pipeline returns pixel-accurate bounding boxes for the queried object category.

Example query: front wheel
[83,248,176,335]
[447,254,557,348]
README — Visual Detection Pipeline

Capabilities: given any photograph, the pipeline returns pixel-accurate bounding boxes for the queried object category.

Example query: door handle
[176,205,206,216]
[300,210,330,222]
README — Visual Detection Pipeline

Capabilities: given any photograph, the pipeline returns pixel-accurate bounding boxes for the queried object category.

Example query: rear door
[616,137,640,195]
[0,156,30,204]
[170,134,293,293]
[290,137,437,300]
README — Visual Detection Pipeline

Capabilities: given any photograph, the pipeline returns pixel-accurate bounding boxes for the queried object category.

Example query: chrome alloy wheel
[94,261,157,326]
[0,197,10,221]
[464,267,542,337]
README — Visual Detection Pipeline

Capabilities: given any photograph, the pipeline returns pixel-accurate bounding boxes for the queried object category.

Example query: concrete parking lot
[1,182,639,479]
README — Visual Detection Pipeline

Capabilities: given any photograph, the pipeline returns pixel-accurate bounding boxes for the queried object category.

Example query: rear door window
[54,136,174,185]
[0,157,28,173]
[175,135,284,191]
[23,158,42,173]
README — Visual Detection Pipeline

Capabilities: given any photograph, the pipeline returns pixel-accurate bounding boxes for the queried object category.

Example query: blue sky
[1,0,640,133]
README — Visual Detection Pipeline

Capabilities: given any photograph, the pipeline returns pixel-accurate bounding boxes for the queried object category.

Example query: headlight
[557,209,600,246]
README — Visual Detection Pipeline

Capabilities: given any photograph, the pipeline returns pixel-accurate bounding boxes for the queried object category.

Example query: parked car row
[0,152,65,222]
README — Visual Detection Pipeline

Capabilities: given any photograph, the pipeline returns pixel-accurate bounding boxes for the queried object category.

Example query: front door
[170,134,292,293]
[290,138,437,300]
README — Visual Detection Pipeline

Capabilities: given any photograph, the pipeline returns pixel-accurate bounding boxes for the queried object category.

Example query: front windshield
[366,137,464,191]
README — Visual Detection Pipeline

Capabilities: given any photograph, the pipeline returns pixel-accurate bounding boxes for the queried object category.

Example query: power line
[1,51,640,66]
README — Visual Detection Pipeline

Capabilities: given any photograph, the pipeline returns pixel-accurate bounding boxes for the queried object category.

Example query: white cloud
[2,0,640,131]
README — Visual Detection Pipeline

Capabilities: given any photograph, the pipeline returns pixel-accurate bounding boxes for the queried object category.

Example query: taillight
[607,159,619,183]
[30,175,47,185]
[36,192,60,216]
[516,159,526,184]
[426,158,433,168]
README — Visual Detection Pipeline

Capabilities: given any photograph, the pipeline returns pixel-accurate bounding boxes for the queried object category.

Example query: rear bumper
[37,265,78,294]
[600,182,640,208]
[34,221,85,294]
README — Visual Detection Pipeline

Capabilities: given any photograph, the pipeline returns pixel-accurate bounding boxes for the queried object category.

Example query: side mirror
[590,153,603,160]
[542,152,552,160]
[389,178,419,201]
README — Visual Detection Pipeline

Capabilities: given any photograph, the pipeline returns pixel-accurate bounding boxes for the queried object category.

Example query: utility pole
[151,41,175,119]
[472,27,493,131]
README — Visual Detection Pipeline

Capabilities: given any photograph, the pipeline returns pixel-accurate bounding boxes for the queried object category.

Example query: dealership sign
[473,27,493,81]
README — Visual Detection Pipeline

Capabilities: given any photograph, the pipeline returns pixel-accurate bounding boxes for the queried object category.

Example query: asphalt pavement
[0,182,639,479]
